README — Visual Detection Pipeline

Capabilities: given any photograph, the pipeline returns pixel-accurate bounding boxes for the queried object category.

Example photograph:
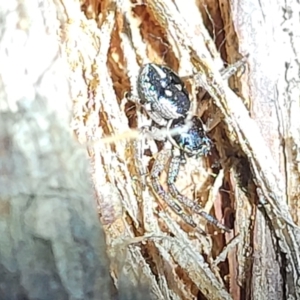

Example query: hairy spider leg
[220,55,249,79]
[150,148,198,228]
[182,55,248,99]
[125,91,168,126]
[167,149,231,233]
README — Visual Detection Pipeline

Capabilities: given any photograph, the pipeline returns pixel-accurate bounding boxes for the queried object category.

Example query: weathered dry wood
[0,1,118,299]
[225,1,300,299]
[2,0,299,299]
[62,0,299,299]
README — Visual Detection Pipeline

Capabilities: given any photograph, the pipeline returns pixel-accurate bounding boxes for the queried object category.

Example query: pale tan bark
[0,1,116,299]
[1,0,300,300]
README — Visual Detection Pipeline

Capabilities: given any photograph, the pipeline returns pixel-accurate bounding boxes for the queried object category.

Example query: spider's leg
[150,148,197,228]
[167,149,231,232]
[125,92,168,127]
[140,125,168,142]
[144,109,168,127]
[181,55,248,84]
[220,55,248,80]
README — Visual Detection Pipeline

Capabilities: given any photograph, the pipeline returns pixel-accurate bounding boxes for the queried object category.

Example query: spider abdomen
[137,63,190,120]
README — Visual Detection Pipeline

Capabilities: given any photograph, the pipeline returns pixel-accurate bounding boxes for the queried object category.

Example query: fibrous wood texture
[1,0,300,300]
[0,1,120,299]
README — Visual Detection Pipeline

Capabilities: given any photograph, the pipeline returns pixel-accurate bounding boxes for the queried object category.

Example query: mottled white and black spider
[136,64,191,126]
[127,60,245,232]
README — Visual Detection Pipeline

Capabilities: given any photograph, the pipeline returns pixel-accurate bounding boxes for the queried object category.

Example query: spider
[127,60,246,232]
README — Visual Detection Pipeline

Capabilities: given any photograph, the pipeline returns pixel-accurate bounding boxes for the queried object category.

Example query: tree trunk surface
[0,0,299,300]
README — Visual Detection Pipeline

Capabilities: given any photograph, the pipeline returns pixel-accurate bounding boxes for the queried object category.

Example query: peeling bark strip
[1,0,300,299]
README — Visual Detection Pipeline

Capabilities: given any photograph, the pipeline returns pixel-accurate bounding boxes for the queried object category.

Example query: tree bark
[1,0,300,300]
[0,1,117,299]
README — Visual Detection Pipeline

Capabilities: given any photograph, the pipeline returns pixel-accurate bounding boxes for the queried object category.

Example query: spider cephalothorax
[168,116,212,158]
